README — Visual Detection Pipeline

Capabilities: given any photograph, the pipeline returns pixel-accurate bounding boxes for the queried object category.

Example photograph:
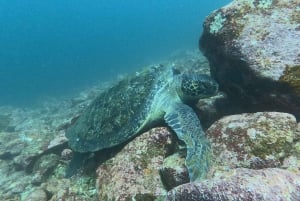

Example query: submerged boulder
[200,0,300,117]
[166,168,300,201]
[206,112,298,170]
[160,153,189,190]
[96,127,175,201]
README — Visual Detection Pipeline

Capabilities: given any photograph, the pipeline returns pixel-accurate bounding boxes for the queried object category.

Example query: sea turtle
[65,65,218,181]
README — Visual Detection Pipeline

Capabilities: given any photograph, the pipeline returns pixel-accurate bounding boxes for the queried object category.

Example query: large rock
[160,153,189,190]
[206,112,298,170]
[96,127,175,201]
[166,168,300,201]
[200,0,300,117]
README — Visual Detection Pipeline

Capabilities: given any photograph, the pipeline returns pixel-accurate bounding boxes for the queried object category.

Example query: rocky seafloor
[1,49,299,201]
[1,0,300,200]
[0,50,214,201]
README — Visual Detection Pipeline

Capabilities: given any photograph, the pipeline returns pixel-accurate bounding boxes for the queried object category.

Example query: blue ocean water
[0,0,230,106]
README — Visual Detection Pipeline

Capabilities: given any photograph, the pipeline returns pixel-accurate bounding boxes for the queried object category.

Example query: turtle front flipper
[164,103,211,181]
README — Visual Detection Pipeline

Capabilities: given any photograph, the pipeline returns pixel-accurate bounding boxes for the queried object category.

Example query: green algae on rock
[200,0,300,117]
[280,65,300,95]
[206,112,297,169]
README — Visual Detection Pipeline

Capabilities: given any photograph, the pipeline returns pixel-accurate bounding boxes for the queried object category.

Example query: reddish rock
[160,153,189,190]
[166,168,300,201]
[200,0,300,117]
[96,127,174,201]
[206,112,297,169]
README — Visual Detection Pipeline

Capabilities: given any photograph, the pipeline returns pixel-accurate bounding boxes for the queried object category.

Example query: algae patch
[280,65,300,95]
[209,12,226,34]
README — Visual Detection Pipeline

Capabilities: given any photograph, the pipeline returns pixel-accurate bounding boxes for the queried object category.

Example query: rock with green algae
[294,122,300,157]
[206,112,298,170]
[166,168,300,201]
[96,127,175,201]
[200,0,300,117]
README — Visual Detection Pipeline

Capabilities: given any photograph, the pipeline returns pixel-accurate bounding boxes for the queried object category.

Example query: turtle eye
[201,82,209,90]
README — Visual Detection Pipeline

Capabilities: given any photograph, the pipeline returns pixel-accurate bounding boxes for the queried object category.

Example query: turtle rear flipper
[164,103,211,181]
[65,152,90,178]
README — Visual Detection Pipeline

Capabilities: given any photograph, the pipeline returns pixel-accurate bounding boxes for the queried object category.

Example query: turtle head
[176,74,218,102]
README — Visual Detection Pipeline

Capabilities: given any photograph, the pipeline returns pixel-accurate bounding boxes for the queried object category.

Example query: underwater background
[0,0,230,106]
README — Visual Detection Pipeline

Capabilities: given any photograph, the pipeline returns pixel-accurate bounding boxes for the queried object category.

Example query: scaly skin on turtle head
[176,74,219,102]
